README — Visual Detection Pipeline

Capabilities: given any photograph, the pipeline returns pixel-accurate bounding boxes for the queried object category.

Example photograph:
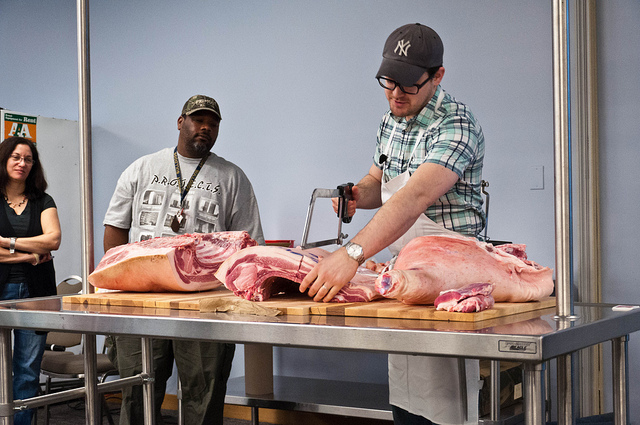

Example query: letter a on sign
[9,123,32,138]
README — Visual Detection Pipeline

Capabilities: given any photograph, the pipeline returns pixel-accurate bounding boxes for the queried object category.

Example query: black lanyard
[173,147,209,207]
[171,147,209,231]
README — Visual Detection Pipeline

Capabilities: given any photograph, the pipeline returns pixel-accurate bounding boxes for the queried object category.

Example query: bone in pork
[434,283,495,312]
[442,295,495,313]
[376,235,554,305]
[214,246,382,302]
[89,231,257,292]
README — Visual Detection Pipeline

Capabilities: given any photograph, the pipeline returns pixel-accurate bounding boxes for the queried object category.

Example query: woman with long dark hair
[0,136,61,425]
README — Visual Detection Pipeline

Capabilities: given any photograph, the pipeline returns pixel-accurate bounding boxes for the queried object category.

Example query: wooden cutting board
[64,289,556,322]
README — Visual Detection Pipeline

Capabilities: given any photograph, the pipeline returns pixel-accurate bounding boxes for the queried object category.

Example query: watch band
[9,237,16,254]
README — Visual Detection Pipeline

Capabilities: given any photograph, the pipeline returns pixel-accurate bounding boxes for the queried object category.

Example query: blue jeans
[1,282,48,425]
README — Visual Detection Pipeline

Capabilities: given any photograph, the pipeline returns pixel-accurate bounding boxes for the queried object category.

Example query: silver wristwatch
[344,241,365,266]
[9,237,16,254]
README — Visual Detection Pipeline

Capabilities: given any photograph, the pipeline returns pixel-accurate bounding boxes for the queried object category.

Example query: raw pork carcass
[89,231,257,292]
[214,246,382,303]
[434,283,495,313]
[376,235,554,305]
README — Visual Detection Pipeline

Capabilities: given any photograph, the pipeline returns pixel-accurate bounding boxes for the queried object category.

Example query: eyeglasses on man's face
[376,76,431,95]
[9,154,34,165]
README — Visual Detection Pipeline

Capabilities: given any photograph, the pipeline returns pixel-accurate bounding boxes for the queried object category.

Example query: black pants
[392,405,437,425]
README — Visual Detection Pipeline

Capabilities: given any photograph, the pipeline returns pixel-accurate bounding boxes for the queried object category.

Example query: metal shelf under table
[224,374,525,425]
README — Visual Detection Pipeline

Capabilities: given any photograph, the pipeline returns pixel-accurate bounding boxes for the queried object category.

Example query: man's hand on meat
[302,162,458,302]
[300,247,360,302]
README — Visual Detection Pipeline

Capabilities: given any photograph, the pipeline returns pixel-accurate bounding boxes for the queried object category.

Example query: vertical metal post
[552,0,572,319]
[83,334,99,425]
[177,376,183,425]
[572,0,603,415]
[490,360,500,421]
[552,0,575,423]
[611,336,629,425]
[0,329,14,425]
[76,0,95,295]
[557,353,575,425]
[523,362,545,425]
[545,361,552,422]
[251,407,259,425]
[141,338,155,425]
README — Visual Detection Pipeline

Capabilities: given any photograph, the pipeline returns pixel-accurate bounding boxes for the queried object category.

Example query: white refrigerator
[1,109,82,283]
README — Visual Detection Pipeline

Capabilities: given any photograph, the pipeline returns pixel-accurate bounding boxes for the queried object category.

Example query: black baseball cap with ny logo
[375,23,444,87]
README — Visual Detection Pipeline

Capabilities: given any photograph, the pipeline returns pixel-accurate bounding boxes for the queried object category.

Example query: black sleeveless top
[0,194,56,298]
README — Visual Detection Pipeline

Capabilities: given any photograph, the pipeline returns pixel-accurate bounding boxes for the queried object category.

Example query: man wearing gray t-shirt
[103,94,264,425]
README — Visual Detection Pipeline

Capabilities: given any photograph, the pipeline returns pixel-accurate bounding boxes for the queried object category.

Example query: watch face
[347,243,363,261]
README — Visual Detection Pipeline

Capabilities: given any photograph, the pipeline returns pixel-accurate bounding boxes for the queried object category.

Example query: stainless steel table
[0,296,638,425]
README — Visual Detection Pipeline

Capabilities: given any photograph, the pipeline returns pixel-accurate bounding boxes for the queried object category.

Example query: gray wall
[2,0,638,418]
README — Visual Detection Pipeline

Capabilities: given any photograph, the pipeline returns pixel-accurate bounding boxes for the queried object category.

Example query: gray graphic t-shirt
[104,147,264,244]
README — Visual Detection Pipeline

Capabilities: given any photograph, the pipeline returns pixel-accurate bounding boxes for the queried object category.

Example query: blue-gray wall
[2,0,638,418]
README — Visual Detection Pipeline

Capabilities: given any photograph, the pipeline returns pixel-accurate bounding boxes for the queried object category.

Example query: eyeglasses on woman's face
[9,154,34,165]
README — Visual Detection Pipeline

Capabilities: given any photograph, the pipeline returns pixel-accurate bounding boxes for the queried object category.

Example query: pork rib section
[434,283,495,313]
[376,235,554,305]
[89,231,257,292]
[214,246,382,303]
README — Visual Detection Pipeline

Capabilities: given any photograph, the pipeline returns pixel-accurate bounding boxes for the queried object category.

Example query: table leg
[251,406,259,425]
[556,353,575,425]
[141,337,155,425]
[177,374,183,425]
[523,362,545,425]
[612,335,629,425]
[0,328,13,425]
[490,360,500,421]
[83,334,99,424]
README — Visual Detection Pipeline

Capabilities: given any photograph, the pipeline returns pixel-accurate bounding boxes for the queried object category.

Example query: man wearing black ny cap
[300,24,485,424]
[103,95,264,425]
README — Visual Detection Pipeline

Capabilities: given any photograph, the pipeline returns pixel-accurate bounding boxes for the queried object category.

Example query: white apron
[383,91,481,424]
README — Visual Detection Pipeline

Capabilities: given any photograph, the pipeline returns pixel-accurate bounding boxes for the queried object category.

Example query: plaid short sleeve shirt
[374,86,486,236]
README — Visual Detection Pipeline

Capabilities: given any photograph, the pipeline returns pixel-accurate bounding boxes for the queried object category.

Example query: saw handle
[337,183,354,223]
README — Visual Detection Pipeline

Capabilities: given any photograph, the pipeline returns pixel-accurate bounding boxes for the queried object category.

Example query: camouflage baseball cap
[181,95,221,120]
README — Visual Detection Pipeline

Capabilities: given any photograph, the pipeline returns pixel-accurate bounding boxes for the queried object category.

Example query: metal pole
[77,0,95,295]
[177,377,183,425]
[0,329,13,425]
[612,336,629,425]
[141,338,155,425]
[572,0,604,416]
[556,353,575,425]
[552,0,575,423]
[251,407,259,425]
[545,361,552,422]
[552,0,572,319]
[83,335,100,425]
[490,360,500,421]
[523,362,545,425]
